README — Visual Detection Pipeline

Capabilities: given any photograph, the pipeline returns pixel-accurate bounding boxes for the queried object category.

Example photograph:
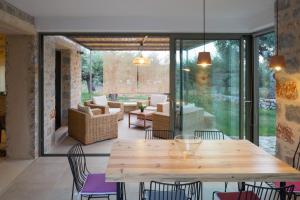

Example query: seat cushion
[144,189,188,200]
[150,94,167,106]
[80,174,116,195]
[274,181,300,192]
[109,108,121,114]
[92,96,108,106]
[145,106,157,112]
[216,191,260,200]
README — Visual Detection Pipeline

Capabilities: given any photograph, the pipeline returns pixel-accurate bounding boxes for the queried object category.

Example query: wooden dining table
[105,139,300,200]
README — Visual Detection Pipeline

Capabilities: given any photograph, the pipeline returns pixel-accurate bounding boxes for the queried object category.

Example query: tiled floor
[0,157,239,200]
[49,114,146,154]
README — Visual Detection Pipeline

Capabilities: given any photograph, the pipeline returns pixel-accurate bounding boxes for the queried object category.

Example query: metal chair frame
[68,143,122,200]
[194,130,224,140]
[213,183,295,200]
[141,181,202,200]
[145,129,174,140]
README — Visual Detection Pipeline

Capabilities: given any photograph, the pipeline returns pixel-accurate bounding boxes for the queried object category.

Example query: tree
[81,50,103,93]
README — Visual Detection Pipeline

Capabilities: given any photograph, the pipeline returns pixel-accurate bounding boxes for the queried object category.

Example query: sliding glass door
[174,39,242,139]
[254,32,276,154]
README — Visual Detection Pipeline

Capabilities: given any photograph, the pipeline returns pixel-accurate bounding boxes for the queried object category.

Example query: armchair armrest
[84,100,109,114]
[157,102,170,113]
[108,101,124,109]
[91,108,102,116]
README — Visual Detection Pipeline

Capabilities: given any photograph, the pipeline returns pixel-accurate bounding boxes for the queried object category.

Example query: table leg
[144,115,146,129]
[128,113,130,128]
[117,182,124,200]
[279,182,286,200]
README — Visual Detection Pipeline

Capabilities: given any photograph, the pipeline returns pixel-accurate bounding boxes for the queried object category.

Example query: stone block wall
[276,0,300,165]
[43,36,81,153]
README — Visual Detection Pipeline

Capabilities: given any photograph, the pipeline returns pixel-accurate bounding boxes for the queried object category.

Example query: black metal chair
[145,129,174,140]
[194,130,228,192]
[140,130,175,200]
[194,130,224,140]
[67,143,125,200]
[268,139,300,198]
[140,181,202,200]
[213,183,295,200]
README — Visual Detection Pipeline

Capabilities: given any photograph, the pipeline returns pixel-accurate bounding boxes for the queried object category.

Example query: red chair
[273,140,300,197]
[213,183,295,200]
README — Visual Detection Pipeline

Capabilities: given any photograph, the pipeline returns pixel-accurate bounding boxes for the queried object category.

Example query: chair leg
[224,182,228,192]
[71,180,75,200]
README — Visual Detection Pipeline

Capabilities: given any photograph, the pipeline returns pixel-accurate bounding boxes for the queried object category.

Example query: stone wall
[276,0,300,165]
[43,36,81,153]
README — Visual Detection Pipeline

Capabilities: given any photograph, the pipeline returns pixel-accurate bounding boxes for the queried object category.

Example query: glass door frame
[169,33,251,140]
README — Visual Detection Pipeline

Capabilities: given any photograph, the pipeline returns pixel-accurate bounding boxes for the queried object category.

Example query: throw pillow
[92,95,108,106]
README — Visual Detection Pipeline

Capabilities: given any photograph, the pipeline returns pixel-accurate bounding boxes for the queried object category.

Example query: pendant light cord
[203,0,206,52]
[276,0,279,55]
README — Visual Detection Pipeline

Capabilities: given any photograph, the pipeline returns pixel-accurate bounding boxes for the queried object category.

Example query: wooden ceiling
[68,36,170,51]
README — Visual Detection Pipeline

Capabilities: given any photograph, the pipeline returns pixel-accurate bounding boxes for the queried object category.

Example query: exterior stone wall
[276,0,300,165]
[43,36,81,153]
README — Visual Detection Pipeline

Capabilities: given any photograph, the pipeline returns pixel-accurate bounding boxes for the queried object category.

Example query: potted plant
[139,104,147,112]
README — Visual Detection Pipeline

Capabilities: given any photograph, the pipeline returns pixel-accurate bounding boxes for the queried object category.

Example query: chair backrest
[239,184,294,200]
[145,129,174,140]
[293,138,300,170]
[148,181,202,200]
[67,143,89,193]
[194,130,224,140]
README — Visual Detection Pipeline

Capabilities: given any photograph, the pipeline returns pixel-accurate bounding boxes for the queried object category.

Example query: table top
[106,139,300,182]
[129,109,154,116]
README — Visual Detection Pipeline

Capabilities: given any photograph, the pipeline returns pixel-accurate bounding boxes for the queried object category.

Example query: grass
[187,94,276,137]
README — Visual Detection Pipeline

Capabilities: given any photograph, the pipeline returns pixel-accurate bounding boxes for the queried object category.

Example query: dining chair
[270,139,300,198]
[140,129,175,200]
[194,130,224,140]
[140,181,202,200]
[213,183,295,200]
[145,129,174,140]
[67,143,124,200]
[194,130,228,192]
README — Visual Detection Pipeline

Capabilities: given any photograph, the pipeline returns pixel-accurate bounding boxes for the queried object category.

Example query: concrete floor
[0,157,240,200]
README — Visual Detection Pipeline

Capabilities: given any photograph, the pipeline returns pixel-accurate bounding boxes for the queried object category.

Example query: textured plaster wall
[43,36,81,153]
[276,0,300,165]
[6,35,39,159]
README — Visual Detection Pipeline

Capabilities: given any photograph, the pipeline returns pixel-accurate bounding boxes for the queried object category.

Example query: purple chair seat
[216,191,260,200]
[274,182,300,192]
[80,173,117,195]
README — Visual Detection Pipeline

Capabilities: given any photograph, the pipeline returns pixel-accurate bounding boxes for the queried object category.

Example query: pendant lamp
[269,0,285,71]
[133,36,151,66]
[197,0,212,67]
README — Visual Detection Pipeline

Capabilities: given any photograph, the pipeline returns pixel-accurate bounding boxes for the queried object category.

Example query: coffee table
[128,110,154,129]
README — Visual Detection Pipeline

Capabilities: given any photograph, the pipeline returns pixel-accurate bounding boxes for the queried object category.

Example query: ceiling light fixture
[133,36,151,66]
[197,0,212,67]
[269,0,285,71]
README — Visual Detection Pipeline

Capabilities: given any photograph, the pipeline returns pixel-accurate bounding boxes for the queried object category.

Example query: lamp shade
[269,55,286,71]
[197,52,212,67]
[132,55,150,65]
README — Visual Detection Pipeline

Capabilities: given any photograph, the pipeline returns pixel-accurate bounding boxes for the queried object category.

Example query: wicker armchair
[68,108,118,145]
[84,100,124,120]
[137,94,169,113]
[152,112,170,132]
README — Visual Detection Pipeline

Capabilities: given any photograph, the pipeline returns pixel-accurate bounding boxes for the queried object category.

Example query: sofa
[68,108,118,145]
[84,95,124,120]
